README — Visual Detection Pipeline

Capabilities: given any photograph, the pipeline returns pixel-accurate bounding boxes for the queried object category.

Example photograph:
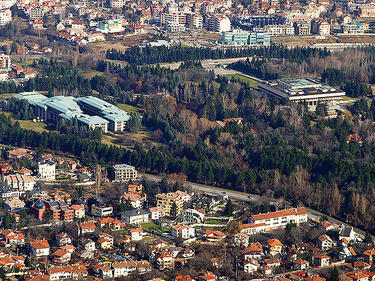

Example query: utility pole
[95,164,102,197]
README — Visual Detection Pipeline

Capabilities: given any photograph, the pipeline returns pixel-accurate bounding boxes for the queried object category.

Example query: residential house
[121,209,149,224]
[313,254,330,267]
[77,221,96,236]
[319,220,335,232]
[267,239,283,256]
[0,229,25,247]
[149,207,166,220]
[244,259,260,274]
[123,193,146,209]
[71,204,85,219]
[240,242,263,260]
[29,239,50,257]
[293,259,310,270]
[363,249,375,265]
[56,233,72,246]
[339,226,357,242]
[172,224,195,239]
[198,272,217,281]
[205,230,226,242]
[155,252,174,270]
[4,198,25,211]
[318,234,334,251]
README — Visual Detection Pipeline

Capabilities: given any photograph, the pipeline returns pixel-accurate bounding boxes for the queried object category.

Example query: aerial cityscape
[0,0,373,280]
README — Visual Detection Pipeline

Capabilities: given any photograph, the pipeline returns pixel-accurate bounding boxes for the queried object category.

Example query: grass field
[225,74,258,89]
[141,222,170,233]
[117,103,143,113]
[102,134,123,147]
[81,70,104,80]
[0,93,15,99]
[1,112,49,133]
[92,41,129,52]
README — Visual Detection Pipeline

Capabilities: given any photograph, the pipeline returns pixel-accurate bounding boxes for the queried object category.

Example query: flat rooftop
[114,164,136,170]
[279,78,321,88]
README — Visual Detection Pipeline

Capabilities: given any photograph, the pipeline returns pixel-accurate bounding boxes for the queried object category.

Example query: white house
[38,160,56,181]
[30,239,50,257]
[172,224,195,239]
[149,207,166,220]
[179,208,205,223]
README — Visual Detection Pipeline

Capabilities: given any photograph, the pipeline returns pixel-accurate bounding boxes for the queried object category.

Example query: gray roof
[121,209,149,217]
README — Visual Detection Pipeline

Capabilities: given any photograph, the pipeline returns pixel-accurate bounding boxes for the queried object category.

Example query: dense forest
[106,45,331,65]
[2,51,375,233]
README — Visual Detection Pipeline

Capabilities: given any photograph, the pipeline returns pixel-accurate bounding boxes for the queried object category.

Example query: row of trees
[322,68,372,97]
[106,45,331,65]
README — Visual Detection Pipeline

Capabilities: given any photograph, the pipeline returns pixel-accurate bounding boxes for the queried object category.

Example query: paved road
[140,173,255,202]
[140,173,367,238]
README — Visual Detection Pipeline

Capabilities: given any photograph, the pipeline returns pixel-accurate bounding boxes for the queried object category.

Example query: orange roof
[363,249,375,256]
[304,275,326,281]
[268,238,283,247]
[251,208,308,221]
[30,239,49,250]
[349,247,357,256]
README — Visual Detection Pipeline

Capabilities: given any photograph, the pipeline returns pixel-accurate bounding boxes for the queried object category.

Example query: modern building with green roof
[12,93,130,133]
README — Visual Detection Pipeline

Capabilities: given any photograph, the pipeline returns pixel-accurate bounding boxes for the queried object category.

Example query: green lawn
[81,70,104,80]
[141,222,170,233]
[205,220,225,225]
[1,112,49,133]
[225,74,258,89]
[0,93,15,99]
[17,120,48,133]
[117,103,143,114]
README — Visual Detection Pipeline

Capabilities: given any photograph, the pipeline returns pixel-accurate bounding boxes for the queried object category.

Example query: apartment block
[113,164,138,182]
[156,191,184,216]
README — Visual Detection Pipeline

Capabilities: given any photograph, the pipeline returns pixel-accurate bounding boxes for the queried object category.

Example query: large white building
[179,208,205,223]
[0,9,11,25]
[13,93,131,133]
[206,14,231,32]
[113,164,138,182]
[172,224,195,239]
[3,174,35,191]
[38,160,56,181]
[258,78,346,111]
[241,207,308,235]
[110,0,126,8]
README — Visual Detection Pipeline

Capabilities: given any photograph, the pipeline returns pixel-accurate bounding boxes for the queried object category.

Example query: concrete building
[121,209,149,225]
[91,204,113,217]
[113,164,138,182]
[3,174,35,191]
[156,191,184,216]
[0,54,10,71]
[96,19,125,34]
[294,21,311,35]
[76,96,130,132]
[186,13,203,29]
[0,9,11,25]
[38,160,56,181]
[29,7,44,19]
[258,77,346,111]
[172,224,195,239]
[110,0,126,8]
[12,93,129,133]
[179,208,205,223]
[206,14,231,32]
[242,208,308,235]
[341,21,365,34]
[312,20,330,36]
[264,24,295,36]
